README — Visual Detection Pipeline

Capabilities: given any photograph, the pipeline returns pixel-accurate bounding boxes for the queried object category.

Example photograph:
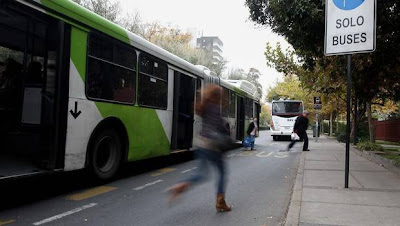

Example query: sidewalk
[285,134,400,226]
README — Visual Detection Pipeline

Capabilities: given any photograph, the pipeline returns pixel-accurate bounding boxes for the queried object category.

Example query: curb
[284,151,305,226]
[351,146,400,176]
[323,134,400,176]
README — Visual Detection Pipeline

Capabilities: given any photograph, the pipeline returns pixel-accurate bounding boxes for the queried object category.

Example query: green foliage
[357,142,384,152]
[266,75,309,103]
[264,43,298,76]
[247,0,400,143]
[259,103,271,126]
[336,133,346,143]
[334,121,370,143]
[246,0,400,104]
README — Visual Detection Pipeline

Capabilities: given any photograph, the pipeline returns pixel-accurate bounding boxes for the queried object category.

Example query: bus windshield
[272,101,303,115]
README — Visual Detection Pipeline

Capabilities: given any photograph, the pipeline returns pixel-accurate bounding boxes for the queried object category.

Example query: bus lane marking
[133,180,163,191]
[181,167,197,173]
[256,151,273,158]
[237,151,257,157]
[0,219,15,225]
[66,186,117,201]
[151,168,176,177]
[274,152,289,158]
[32,203,97,225]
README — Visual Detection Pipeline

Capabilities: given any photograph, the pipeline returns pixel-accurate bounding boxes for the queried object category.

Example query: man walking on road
[287,110,310,152]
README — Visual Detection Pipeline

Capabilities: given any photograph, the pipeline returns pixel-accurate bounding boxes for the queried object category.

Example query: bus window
[195,78,202,105]
[272,101,303,115]
[221,88,229,117]
[228,91,236,118]
[138,53,168,109]
[245,98,253,118]
[87,34,136,104]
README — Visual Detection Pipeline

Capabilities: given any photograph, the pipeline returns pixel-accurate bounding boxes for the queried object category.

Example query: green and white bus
[0,0,259,180]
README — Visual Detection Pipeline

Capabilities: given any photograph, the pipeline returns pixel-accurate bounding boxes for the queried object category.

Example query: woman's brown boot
[216,193,231,212]
[167,182,190,204]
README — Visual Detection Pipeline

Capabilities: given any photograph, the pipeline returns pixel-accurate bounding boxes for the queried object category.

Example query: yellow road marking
[274,152,289,158]
[0,219,15,225]
[238,151,257,156]
[256,151,273,158]
[66,186,117,201]
[151,168,176,176]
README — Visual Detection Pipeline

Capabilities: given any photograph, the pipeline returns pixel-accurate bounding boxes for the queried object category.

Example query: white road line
[181,167,197,173]
[32,203,97,225]
[133,179,163,191]
[227,154,237,157]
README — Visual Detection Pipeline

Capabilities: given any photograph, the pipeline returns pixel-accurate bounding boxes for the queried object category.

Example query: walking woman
[168,84,231,212]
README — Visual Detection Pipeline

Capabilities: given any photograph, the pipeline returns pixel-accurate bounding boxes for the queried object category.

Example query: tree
[209,59,227,77]
[120,11,146,37]
[141,23,215,69]
[246,0,400,142]
[260,103,271,126]
[72,0,121,23]
[266,75,310,104]
[246,68,263,98]
[226,68,246,80]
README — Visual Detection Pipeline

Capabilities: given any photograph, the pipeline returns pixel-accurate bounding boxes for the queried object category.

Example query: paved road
[0,131,301,226]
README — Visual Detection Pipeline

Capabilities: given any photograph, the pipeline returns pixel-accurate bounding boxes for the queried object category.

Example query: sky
[119,0,291,98]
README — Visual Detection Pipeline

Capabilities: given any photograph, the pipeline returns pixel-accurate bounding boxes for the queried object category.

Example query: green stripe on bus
[70,27,87,82]
[40,0,130,44]
[95,103,170,161]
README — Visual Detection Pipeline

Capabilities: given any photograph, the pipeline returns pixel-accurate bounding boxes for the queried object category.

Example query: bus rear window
[272,102,303,115]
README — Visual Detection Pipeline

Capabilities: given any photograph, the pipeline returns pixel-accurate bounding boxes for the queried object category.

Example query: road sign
[314,97,322,109]
[325,0,376,55]
[314,97,322,104]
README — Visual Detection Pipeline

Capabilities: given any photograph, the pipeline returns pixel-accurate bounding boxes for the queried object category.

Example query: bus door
[236,96,245,140]
[193,78,202,140]
[255,103,261,128]
[171,71,195,150]
[0,1,68,177]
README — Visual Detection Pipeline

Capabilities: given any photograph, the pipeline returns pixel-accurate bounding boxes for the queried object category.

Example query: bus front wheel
[273,136,278,141]
[89,128,122,180]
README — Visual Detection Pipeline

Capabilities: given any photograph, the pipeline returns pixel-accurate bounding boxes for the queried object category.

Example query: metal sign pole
[345,54,351,188]
[315,110,319,142]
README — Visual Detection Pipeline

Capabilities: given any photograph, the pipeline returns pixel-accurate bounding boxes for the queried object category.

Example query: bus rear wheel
[89,128,122,180]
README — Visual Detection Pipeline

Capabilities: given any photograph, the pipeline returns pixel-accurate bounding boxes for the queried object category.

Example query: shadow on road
[0,152,194,211]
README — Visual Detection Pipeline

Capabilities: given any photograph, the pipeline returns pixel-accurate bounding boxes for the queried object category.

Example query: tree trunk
[329,111,333,136]
[336,109,339,135]
[366,100,375,143]
[321,117,324,135]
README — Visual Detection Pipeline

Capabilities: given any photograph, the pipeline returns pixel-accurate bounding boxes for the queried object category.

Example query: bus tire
[89,128,122,180]
[273,136,278,141]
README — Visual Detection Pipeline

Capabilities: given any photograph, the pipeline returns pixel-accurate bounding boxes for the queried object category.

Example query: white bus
[270,100,303,141]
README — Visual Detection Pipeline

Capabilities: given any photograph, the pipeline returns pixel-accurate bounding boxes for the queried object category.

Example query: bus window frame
[271,101,303,116]
[85,31,137,106]
[137,52,168,110]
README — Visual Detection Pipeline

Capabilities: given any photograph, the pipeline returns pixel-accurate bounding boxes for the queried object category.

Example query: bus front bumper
[270,130,293,136]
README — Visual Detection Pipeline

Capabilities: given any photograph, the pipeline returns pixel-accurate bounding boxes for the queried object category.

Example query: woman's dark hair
[195,84,221,116]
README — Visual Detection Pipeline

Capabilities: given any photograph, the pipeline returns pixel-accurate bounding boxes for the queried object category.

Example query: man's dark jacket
[294,115,308,133]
